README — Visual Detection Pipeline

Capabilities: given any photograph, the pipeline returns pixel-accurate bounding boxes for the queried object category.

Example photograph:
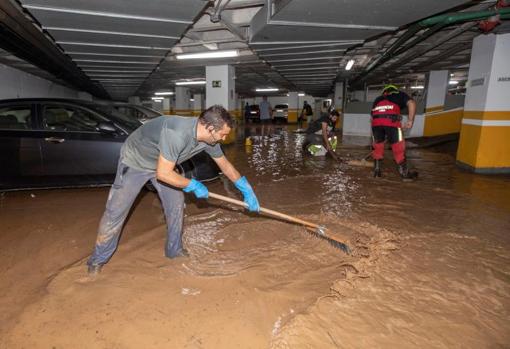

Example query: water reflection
[224,124,510,225]
[225,124,361,217]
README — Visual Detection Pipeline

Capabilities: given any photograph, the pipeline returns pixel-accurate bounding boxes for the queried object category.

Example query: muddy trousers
[87,161,185,267]
[371,126,406,164]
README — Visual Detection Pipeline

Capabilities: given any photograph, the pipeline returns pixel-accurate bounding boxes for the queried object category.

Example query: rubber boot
[398,161,418,181]
[373,159,382,178]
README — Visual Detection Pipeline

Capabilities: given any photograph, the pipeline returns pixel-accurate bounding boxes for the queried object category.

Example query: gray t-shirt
[121,115,223,171]
[259,100,272,120]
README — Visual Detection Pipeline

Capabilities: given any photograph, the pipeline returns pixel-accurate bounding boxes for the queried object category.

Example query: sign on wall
[212,80,221,88]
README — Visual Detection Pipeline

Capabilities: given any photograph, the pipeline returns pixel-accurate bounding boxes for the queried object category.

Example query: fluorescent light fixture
[190,98,195,102]
[255,88,279,92]
[175,80,206,86]
[410,85,424,89]
[298,93,305,96]
[345,59,355,71]
[449,80,459,85]
[176,50,238,60]
[154,91,174,96]
[151,97,164,101]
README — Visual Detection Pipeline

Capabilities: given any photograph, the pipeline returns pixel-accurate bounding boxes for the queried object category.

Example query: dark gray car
[0,98,219,191]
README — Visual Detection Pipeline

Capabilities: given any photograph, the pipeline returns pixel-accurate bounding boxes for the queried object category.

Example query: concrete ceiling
[1,0,508,100]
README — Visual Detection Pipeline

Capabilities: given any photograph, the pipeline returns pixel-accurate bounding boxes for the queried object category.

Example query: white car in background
[273,104,288,123]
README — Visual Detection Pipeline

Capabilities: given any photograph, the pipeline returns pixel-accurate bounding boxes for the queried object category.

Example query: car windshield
[83,103,141,131]
[114,105,162,121]
[136,106,162,118]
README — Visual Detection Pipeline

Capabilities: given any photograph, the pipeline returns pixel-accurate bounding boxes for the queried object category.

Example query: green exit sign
[212,80,221,88]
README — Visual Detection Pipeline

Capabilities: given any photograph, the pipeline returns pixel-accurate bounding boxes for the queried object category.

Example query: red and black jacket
[371,91,411,128]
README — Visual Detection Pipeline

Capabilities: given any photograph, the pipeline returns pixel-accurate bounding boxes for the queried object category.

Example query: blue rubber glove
[234,176,260,212]
[183,179,208,199]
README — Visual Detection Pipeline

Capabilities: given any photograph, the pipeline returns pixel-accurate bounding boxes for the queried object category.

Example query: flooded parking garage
[1,124,509,348]
[1,1,510,347]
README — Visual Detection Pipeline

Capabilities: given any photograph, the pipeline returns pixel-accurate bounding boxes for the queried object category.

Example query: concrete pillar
[422,70,463,136]
[425,70,449,113]
[175,86,191,116]
[206,65,236,113]
[128,96,141,105]
[333,82,344,112]
[162,97,172,115]
[206,65,236,144]
[457,33,510,173]
[287,92,299,123]
[192,94,204,116]
[334,82,344,129]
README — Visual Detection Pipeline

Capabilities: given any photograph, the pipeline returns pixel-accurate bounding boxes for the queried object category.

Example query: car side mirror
[97,122,117,133]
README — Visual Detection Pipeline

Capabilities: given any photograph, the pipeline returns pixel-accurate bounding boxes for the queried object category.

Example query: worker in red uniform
[371,84,418,180]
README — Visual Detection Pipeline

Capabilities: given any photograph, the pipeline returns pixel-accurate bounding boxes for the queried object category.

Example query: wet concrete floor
[1,124,509,348]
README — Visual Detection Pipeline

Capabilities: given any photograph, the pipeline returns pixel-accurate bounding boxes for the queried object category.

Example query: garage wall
[242,95,315,109]
[0,63,80,100]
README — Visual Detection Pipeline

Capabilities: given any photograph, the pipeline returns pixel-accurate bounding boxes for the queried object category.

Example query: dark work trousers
[372,126,406,164]
[87,158,185,267]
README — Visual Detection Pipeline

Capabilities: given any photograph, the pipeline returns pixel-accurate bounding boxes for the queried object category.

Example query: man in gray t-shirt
[87,105,260,275]
[259,95,272,123]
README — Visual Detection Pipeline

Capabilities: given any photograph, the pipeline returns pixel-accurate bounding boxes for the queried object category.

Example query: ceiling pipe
[380,21,477,77]
[354,6,510,84]
[419,7,510,26]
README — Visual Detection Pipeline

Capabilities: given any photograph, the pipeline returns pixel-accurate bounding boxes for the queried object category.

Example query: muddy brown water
[1,124,509,348]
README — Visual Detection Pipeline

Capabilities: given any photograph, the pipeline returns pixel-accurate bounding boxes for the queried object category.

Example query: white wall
[0,63,80,99]
[426,70,449,109]
[343,113,425,138]
[350,89,380,102]
[242,94,315,109]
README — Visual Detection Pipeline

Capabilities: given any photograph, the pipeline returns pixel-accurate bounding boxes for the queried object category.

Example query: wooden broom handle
[208,192,320,230]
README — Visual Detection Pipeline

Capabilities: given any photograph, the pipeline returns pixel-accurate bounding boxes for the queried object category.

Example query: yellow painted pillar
[457,33,510,173]
[192,93,202,116]
[175,86,192,116]
[162,97,172,115]
[287,92,299,123]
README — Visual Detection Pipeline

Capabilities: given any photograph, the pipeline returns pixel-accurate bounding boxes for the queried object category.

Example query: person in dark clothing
[298,101,313,128]
[371,84,418,180]
[244,102,250,122]
[303,109,340,160]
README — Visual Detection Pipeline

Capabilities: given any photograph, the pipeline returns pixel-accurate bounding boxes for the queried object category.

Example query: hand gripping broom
[208,192,351,254]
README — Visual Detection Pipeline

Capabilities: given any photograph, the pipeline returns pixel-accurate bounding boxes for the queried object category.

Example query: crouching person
[302,109,340,160]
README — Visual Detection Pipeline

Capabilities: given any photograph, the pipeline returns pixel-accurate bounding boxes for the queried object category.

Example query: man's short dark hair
[199,105,234,130]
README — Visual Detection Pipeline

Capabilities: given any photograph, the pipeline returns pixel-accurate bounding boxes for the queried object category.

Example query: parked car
[245,104,260,122]
[0,98,220,191]
[273,104,288,123]
[94,100,162,123]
